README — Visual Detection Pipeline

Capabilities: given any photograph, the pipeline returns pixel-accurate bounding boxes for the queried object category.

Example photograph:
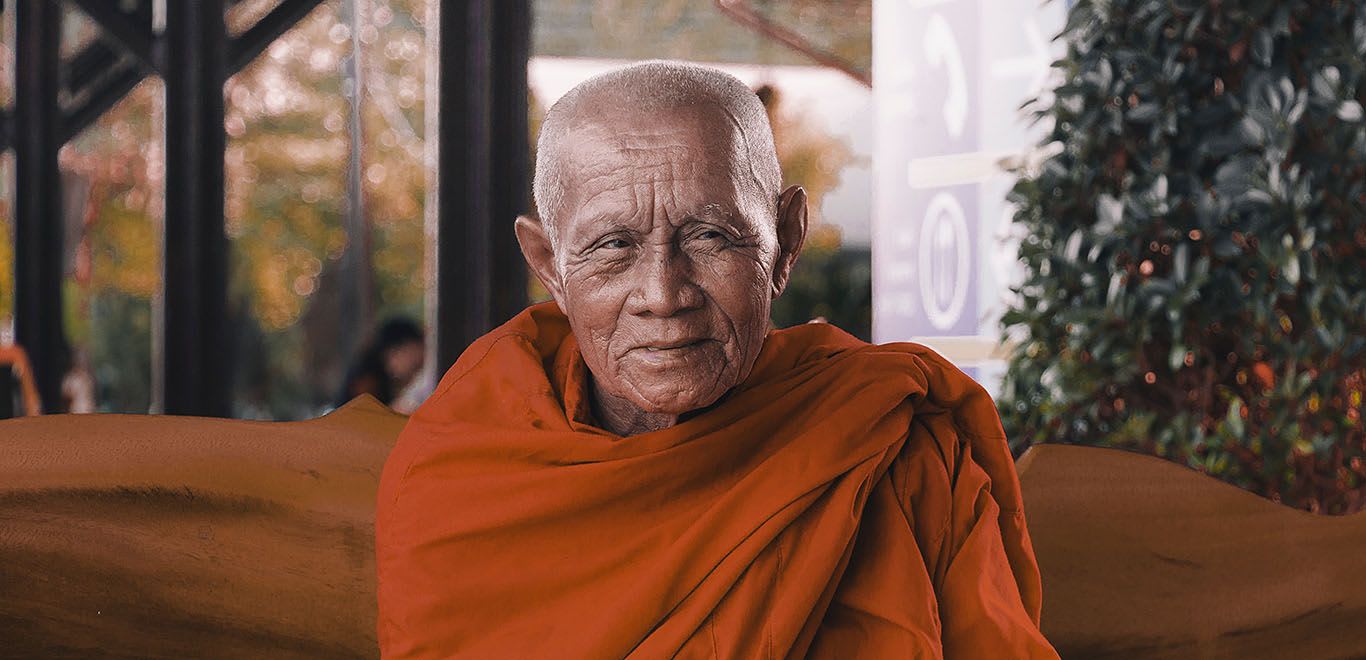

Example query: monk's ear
[770,185,808,298]
[514,215,566,304]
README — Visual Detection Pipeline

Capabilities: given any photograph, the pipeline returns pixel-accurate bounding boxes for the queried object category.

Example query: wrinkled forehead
[556,103,770,218]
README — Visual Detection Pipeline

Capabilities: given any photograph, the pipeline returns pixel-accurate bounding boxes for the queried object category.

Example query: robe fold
[376,302,1058,659]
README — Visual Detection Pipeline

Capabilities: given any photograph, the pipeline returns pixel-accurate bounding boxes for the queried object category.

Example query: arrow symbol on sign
[923,14,968,138]
[989,18,1052,95]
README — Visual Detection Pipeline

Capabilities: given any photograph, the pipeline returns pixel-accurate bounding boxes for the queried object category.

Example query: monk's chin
[623,385,728,417]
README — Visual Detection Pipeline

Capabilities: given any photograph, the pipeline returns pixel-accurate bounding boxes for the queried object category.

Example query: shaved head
[514,60,808,435]
[532,61,782,249]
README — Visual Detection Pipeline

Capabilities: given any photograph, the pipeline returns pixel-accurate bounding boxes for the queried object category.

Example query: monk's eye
[691,227,731,244]
[596,237,632,251]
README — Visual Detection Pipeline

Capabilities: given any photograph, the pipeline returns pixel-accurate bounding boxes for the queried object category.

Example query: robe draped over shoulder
[376,303,1058,659]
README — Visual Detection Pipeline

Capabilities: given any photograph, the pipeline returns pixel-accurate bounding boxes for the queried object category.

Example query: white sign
[919,192,971,331]
[873,0,1066,392]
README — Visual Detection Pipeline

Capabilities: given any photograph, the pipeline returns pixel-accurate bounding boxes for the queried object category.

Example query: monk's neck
[589,380,681,436]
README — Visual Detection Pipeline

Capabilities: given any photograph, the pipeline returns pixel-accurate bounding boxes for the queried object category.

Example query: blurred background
[0,0,1362,513]
[0,0,875,421]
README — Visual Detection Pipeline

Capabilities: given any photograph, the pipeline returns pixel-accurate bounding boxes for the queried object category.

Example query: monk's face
[519,104,806,417]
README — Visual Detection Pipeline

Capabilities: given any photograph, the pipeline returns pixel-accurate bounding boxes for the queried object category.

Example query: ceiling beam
[68,0,162,74]
[713,0,871,88]
[228,0,325,74]
[61,62,146,143]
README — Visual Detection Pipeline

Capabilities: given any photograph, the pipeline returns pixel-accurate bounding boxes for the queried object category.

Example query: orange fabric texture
[376,303,1058,658]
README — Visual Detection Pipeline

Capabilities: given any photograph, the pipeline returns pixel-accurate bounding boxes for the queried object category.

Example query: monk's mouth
[630,339,714,359]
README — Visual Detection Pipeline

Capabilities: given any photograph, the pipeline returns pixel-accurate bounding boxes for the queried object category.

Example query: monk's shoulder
[422,332,543,414]
[378,331,548,508]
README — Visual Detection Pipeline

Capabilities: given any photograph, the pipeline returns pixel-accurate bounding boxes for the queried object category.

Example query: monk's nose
[628,247,704,317]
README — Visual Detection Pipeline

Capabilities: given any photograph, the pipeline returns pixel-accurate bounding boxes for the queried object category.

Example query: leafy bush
[999,0,1365,513]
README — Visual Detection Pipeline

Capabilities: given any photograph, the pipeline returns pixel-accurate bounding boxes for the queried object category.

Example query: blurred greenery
[999,0,1365,513]
[36,0,431,417]
[772,244,871,340]
[760,84,872,340]
[224,0,428,417]
[60,80,164,414]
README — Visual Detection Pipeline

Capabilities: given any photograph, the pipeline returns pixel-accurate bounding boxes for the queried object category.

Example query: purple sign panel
[873,0,981,342]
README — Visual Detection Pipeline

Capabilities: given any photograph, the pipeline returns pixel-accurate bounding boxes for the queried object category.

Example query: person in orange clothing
[0,343,43,417]
[376,61,1059,659]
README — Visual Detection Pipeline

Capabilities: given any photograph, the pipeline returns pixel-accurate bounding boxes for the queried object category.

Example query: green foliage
[759,83,870,340]
[999,0,1366,513]
[772,242,872,341]
[85,290,153,413]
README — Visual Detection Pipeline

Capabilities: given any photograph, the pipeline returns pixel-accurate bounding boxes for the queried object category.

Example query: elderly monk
[376,61,1058,659]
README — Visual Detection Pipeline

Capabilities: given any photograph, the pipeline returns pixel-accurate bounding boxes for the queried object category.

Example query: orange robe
[0,345,42,416]
[376,303,1058,658]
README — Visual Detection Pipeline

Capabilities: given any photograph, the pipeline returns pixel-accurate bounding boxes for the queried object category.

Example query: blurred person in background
[60,349,97,414]
[336,317,425,411]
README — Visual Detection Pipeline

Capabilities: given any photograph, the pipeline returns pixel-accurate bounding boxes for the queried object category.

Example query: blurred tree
[757,83,870,339]
[15,0,870,415]
[61,80,164,412]
[221,0,429,417]
[999,0,1365,513]
[33,0,430,417]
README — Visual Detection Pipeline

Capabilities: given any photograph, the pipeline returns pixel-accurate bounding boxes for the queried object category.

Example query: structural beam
[68,0,161,74]
[0,109,11,153]
[161,0,231,417]
[63,0,322,144]
[714,0,871,87]
[62,62,146,144]
[6,0,329,415]
[229,0,325,74]
[427,0,532,373]
[13,0,67,413]
[54,17,148,142]
[66,38,133,99]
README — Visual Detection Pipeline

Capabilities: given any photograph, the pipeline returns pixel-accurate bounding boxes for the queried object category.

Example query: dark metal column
[13,0,66,413]
[428,0,531,373]
[490,0,532,328]
[162,0,230,417]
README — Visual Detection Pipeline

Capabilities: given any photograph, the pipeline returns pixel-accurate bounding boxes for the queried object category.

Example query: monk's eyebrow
[568,216,635,252]
[689,203,737,224]
[688,203,761,238]
[571,206,632,233]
